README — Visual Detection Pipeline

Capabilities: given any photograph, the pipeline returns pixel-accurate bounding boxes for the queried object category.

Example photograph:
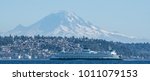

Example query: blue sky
[0,0,150,39]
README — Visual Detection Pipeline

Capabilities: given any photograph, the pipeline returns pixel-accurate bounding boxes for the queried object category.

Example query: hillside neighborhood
[0,35,150,60]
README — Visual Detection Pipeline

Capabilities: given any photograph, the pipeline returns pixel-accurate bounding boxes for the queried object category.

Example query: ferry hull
[49,53,121,60]
[50,57,122,60]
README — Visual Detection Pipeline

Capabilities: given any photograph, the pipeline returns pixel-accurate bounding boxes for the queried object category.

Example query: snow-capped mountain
[4,11,144,42]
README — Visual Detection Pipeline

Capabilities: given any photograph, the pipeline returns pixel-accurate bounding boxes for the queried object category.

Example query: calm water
[0,60,150,64]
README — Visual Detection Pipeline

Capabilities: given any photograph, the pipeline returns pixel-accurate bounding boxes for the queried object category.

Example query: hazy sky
[0,0,150,39]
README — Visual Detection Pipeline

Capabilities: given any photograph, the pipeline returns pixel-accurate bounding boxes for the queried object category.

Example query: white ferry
[49,49,121,60]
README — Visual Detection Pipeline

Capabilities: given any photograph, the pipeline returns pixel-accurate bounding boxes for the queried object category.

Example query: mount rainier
[4,11,143,42]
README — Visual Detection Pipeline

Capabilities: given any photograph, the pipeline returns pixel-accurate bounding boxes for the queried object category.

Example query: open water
[0,60,150,64]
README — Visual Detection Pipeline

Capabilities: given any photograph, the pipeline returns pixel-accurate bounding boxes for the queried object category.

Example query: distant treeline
[0,35,150,59]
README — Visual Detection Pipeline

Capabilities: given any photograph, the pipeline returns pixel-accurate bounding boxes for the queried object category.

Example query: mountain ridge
[3,11,148,43]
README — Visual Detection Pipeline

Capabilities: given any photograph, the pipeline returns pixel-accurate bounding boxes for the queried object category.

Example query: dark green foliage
[0,35,150,59]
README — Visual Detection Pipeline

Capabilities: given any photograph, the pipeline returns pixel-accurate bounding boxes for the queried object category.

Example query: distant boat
[49,49,121,60]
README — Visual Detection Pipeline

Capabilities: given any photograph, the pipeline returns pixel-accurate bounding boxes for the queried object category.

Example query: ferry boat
[49,49,121,60]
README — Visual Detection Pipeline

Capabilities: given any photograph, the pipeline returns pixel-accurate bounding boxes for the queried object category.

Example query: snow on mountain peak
[4,10,143,43]
[27,11,92,33]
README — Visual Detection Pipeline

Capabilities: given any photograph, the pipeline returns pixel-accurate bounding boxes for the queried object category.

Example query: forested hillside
[0,35,150,59]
